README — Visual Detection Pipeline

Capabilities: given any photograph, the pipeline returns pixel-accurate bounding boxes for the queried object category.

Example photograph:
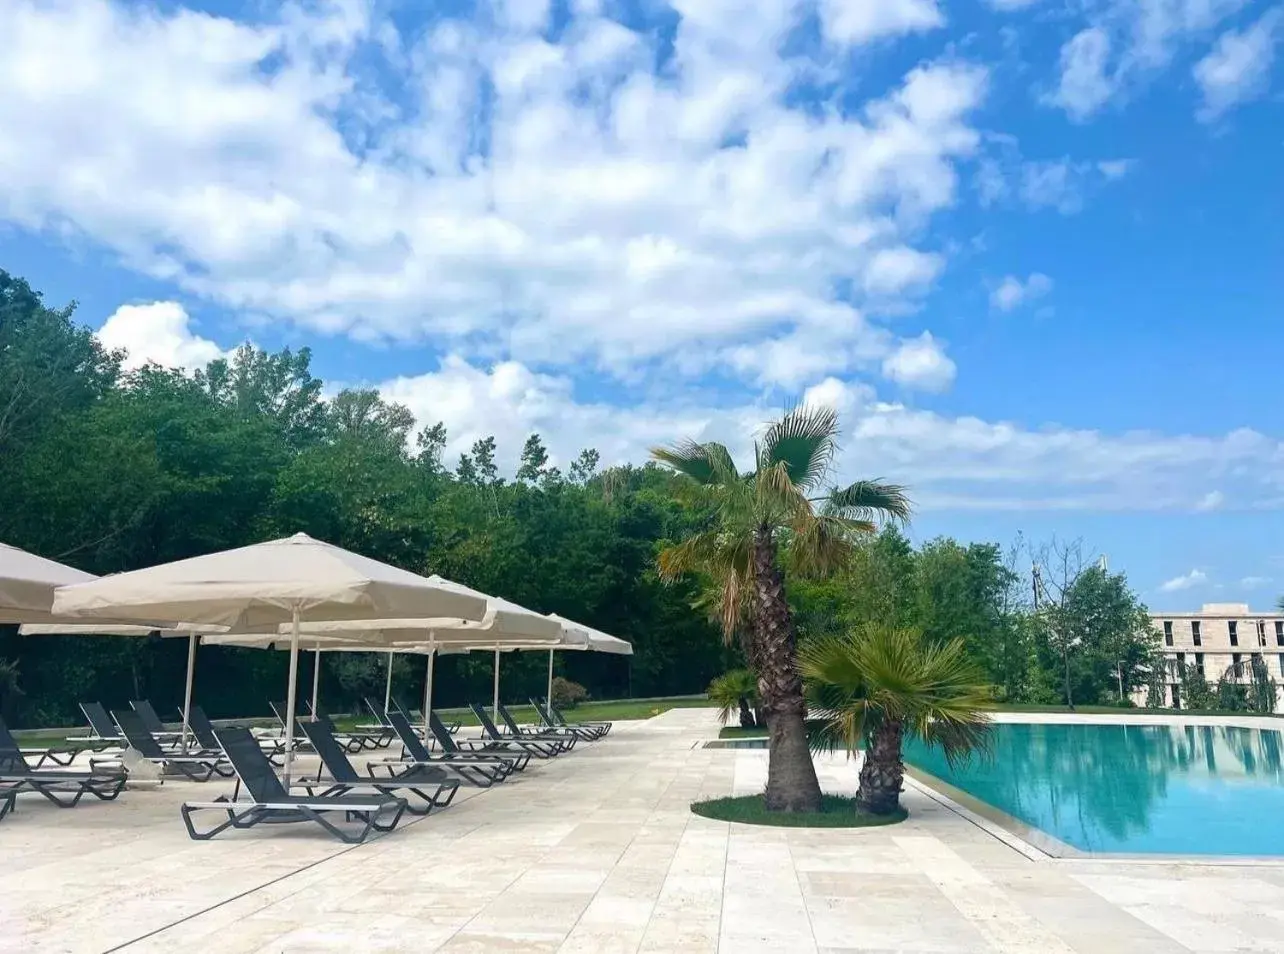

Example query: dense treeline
[1,268,1171,729]
[0,269,734,726]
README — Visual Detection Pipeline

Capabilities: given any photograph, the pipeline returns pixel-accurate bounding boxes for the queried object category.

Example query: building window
[1176,652,1186,674]
[1232,652,1242,675]
[1192,621,1202,646]
[1258,620,1268,647]
[1195,653,1205,675]
[1229,621,1239,647]
[1276,620,1283,646]
[1163,620,1173,647]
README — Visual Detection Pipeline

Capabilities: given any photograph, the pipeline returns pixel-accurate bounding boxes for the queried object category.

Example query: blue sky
[1,0,1281,608]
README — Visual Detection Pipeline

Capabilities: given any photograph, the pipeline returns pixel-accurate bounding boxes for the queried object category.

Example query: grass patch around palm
[718,725,768,738]
[691,794,906,828]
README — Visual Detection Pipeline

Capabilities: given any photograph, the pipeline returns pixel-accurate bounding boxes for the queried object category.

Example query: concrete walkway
[3,708,1283,953]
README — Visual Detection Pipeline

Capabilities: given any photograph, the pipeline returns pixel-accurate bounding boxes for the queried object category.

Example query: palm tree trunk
[856,717,904,815]
[753,527,823,813]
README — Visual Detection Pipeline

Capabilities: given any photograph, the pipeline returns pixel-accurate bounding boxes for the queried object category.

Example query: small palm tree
[708,669,760,728]
[799,624,993,815]
[654,406,910,812]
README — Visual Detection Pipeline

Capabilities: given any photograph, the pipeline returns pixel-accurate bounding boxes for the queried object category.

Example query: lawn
[11,695,718,744]
[691,793,906,828]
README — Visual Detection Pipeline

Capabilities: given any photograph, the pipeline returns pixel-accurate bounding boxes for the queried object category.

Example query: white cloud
[1046,27,1116,120]
[818,0,944,45]
[1194,10,1282,121]
[1131,0,1253,68]
[1096,158,1136,180]
[990,273,1052,311]
[1160,569,1208,592]
[985,0,1041,9]
[1195,489,1225,511]
[380,358,1284,511]
[1042,0,1257,119]
[1239,575,1272,590]
[0,0,989,392]
[881,332,956,392]
[862,247,945,297]
[96,301,229,372]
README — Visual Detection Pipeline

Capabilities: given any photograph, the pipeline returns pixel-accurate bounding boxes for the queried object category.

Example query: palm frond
[823,479,912,523]
[759,405,839,491]
[651,440,739,486]
[656,533,721,583]
[787,513,858,579]
[800,624,993,764]
[707,669,759,725]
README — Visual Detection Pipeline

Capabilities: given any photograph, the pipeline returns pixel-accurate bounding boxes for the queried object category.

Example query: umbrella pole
[180,633,198,754]
[283,605,301,786]
[546,649,554,712]
[422,646,436,738]
[310,646,321,720]
[493,647,500,720]
[384,651,394,714]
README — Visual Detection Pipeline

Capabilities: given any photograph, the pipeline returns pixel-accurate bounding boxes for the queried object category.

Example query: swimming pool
[904,722,1284,857]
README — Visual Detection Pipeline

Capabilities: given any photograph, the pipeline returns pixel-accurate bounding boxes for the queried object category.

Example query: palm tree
[799,624,993,815]
[653,406,910,812]
[708,669,760,728]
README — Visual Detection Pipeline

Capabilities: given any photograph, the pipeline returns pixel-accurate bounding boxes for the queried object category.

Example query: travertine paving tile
[5,709,1284,954]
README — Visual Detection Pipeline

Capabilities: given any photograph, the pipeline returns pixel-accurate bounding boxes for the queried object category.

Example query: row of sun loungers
[2,698,611,842]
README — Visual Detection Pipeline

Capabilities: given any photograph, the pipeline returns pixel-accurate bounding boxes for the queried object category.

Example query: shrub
[551,676,588,709]
[707,669,759,728]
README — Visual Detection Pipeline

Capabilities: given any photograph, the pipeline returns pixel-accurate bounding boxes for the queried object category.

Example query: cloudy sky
[2,0,1281,607]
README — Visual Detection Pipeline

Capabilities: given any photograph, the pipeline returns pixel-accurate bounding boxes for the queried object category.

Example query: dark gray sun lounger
[308,704,393,750]
[2,711,118,768]
[189,706,285,766]
[533,699,609,739]
[425,710,529,772]
[299,720,457,815]
[498,702,585,744]
[111,710,234,781]
[394,696,460,734]
[470,704,570,758]
[182,727,407,843]
[69,701,127,746]
[0,716,128,808]
[381,711,515,787]
[131,700,186,745]
[0,783,16,821]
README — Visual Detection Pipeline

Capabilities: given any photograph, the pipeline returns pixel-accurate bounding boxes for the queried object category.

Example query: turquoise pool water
[904,722,1284,856]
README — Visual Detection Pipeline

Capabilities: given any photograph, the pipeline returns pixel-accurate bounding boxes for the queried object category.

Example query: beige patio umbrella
[280,581,563,725]
[50,533,488,782]
[1,541,96,623]
[455,614,633,717]
[19,621,226,751]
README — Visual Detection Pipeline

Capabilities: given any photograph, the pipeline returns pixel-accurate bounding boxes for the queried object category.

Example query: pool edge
[904,765,1284,868]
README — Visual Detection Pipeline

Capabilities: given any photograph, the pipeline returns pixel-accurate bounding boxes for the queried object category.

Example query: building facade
[1147,603,1284,711]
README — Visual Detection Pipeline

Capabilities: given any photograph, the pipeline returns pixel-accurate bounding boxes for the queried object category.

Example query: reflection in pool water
[904,722,1284,856]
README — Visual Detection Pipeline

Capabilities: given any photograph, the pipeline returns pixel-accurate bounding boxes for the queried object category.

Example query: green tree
[800,624,993,815]
[1180,661,1216,710]
[517,434,550,484]
[653,406,911,812]
[1032,543,1157,707]
[569,448,600,485]
[415,422,449,473]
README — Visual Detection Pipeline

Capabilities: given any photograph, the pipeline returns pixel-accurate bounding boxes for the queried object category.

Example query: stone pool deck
[3,707,1284,953]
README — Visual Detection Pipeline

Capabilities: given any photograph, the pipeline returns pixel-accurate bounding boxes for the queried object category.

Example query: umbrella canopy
[548,614,634,655]
[49,533,488,782]
[1,541,96,624]
[50,533,487,628]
